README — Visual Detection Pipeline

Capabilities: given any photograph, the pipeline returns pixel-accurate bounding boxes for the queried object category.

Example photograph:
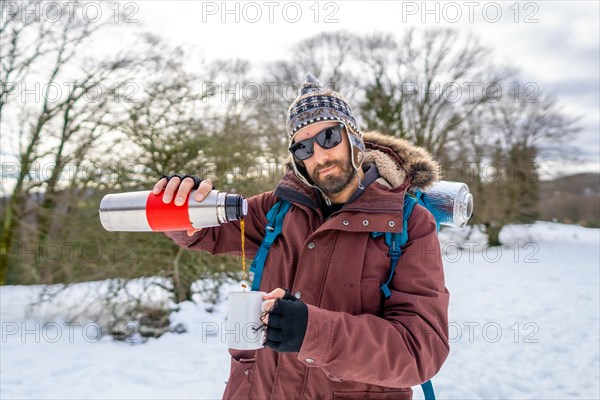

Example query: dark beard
[310,159,355,196]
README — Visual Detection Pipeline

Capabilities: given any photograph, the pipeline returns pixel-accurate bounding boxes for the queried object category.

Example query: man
[155,74,449,399]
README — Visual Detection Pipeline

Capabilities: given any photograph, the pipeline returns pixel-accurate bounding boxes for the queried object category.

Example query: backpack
[249,190,439,400]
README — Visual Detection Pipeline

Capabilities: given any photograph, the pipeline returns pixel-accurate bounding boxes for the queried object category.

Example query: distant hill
[538,173,600,227]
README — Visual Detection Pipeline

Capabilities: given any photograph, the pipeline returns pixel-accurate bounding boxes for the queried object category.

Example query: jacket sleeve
[163,191,278,259]
[297,204,450,388]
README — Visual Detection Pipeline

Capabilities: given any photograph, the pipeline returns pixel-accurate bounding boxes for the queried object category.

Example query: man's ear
[349,134,365,151]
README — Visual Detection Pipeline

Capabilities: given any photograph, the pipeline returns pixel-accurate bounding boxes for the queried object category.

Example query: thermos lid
[225,194,249,221]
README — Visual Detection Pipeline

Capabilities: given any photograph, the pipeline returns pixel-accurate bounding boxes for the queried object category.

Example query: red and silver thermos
[99,190,248,232]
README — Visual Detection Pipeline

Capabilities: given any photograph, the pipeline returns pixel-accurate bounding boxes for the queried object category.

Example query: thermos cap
[225,194,248,222]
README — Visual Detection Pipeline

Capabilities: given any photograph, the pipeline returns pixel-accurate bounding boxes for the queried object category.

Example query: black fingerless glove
[264,290,308,353]
[160,174,209,190]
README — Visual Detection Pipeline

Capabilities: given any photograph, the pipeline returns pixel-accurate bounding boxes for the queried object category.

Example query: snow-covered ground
[1,222,599,399]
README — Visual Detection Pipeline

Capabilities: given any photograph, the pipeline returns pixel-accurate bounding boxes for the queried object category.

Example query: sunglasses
[289,124,344,161]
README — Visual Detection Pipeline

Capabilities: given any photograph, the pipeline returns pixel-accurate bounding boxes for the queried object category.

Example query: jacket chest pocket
[360,277,383,316]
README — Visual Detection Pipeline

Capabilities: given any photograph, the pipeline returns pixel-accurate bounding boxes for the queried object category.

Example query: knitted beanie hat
[286,73,362,141]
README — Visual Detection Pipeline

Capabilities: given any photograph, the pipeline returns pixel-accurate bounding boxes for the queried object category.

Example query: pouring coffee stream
[241,218,247,292]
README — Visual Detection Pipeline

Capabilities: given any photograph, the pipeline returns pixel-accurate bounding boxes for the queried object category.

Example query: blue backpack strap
[374,193,436,400]
[377,193,418,299]
[421,380,436,400]
[249,199,292,291]
[379,231,401,299]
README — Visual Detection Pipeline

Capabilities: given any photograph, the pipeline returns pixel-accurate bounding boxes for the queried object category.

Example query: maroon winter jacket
[165,131,450,399]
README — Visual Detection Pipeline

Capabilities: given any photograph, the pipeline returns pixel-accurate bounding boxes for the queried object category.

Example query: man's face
[292,122,355,196]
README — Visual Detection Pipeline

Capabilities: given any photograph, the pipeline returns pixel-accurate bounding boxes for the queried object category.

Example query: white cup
[226,291,267,350]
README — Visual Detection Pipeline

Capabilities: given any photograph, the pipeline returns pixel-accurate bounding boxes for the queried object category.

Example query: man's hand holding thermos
[152,175,214,236]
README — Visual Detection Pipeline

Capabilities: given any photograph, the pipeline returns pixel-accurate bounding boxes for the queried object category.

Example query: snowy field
[1,222,599,399]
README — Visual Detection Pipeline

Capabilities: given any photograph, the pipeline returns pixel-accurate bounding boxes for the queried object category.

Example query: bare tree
[269,31,360,95]
[0,1,149,284]
[356,29,513,161]
[465,94,580,245]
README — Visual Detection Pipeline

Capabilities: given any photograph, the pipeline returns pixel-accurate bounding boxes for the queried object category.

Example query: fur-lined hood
[285,130,440,191]
[361,131,440,190]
